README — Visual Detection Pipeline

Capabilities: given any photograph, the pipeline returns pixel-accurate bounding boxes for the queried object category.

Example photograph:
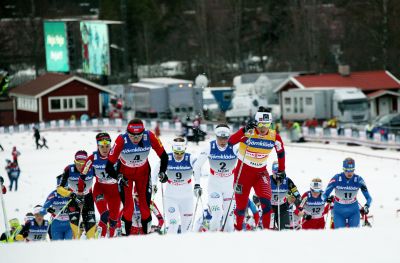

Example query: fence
[0,118,237,136]
[2,119,400,150]
[299,126,400,150]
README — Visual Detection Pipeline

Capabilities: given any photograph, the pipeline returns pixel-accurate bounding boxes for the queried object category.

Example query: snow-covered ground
[0,130,400,262]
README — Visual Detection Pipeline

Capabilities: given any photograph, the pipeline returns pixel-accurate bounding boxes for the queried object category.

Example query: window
[306,97,312,105]
[294,97,298,113]
[284,97,291,105]
[48,96,88,112]
[300,97,304,113]
[188,106,193,112]
[223,93,232,101]
[51,99,61,110]
[75,97,86,109]
[17,97,38,112]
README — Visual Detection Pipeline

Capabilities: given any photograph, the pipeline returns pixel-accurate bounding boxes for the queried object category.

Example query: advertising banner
[80,21,111,75]
[44,21,69,72]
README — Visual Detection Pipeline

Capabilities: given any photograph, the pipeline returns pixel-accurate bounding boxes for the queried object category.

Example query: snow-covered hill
[0,130,399,262]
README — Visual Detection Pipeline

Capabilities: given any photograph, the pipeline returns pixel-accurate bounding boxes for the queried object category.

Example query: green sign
[44,21,69,72]
[80,21,111,75]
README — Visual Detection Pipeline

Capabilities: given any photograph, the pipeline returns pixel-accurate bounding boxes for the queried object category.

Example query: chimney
[338,65,350,77]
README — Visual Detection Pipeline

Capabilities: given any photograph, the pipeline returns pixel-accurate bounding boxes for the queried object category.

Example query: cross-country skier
[322,157,372,228]
[57,150,96,239]
[80,132,121,238]
[193,124,238,232]
[105,119,168,235]
[40,175,72,240]
[270,161,301,230]
[162,137,198,234]
[0,218,22,243]
[15,205,49,242]
[296,178,330,229]
[228,106,286,230]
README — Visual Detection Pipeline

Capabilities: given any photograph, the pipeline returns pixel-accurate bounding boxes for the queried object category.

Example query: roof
[130,82,164,90]
[139,77,193,85]
[367,90,400,100]
[9,73,115,98]
[274,70,400,93]
[240,72,300,84]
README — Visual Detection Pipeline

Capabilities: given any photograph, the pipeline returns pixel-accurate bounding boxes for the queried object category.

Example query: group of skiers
[0,106,373,242]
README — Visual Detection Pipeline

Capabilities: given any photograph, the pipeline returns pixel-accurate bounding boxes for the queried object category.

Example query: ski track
[0,130,399,262]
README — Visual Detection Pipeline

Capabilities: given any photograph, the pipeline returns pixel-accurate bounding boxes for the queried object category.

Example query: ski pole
[77,201,84,239]
[324,203,331,229]
[191,195,201,231]
[221,131,253,231]
[277,181,281,230]
[46,199,72,232]
[0,181,10,241]
[160,183,166,234]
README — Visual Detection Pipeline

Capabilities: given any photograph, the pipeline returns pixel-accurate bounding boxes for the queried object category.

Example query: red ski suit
[107,131,167,229]
[80,152,121,237]
[295,191,330,230]
[228,127,285,230]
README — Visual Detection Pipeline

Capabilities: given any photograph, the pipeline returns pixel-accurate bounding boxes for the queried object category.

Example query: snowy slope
[0,130,399,262]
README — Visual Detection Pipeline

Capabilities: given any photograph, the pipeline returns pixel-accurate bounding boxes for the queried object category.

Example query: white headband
[172,140,187,152]
[215,126,230,138]
[255,112,272,123]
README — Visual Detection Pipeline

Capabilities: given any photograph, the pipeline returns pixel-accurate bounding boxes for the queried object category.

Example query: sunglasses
[128,133,144,139]
[343,169,355,173]
[173,150,185,155]
[257,122,271,128]
[74,160,85,165]
[97,139,111,146]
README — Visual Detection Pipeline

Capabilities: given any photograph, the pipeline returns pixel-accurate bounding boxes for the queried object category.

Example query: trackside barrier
[301,127,400,150]
[0,119,217,135]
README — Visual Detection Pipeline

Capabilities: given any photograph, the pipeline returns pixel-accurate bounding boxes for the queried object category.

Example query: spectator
[365,123,374,139]
[33,127,41,149]
[40,137,49,149]
[7,161,20,191]
[12,146,20,165]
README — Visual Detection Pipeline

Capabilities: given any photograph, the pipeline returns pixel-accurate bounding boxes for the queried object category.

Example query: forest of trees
[0,0,399,85]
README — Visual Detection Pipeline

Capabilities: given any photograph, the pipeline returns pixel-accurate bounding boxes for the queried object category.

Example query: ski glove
[276,171,286,180]
[245,119,257,132]
[70,193,84,206]
[326,196,334,204]
[47,207,56,214]
[363,205,369,215]
[194,184,202,197]
[158,172,168,183]
[117,174,129,187]
[304,214,312,221]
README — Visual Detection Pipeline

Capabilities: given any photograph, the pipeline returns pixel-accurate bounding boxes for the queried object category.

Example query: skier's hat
[33,205,43,215]
[96,132,111,145]
[74,150,88,162]
[127,119,145,135]
[343,157,355,171]
[215,124,230,138]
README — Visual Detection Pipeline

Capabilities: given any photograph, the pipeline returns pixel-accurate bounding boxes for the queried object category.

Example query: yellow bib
[237,130,276,168]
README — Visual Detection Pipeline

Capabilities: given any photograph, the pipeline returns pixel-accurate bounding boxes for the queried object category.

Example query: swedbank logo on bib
[248,140,274,148]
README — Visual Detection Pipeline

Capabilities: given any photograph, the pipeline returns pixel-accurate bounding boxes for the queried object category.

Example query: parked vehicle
[281,88,369,123]
[372,113,400,135]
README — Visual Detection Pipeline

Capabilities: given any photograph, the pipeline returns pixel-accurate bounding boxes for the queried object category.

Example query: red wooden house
[9,73,115,124]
